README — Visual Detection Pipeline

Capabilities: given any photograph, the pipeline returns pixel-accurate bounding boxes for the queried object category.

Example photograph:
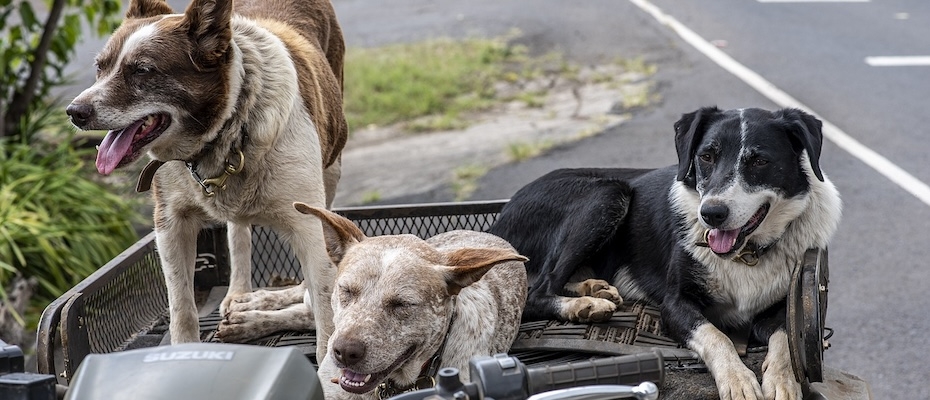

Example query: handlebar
[389,351,663,400]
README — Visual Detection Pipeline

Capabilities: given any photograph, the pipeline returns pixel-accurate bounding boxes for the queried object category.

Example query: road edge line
[629,0,930,207]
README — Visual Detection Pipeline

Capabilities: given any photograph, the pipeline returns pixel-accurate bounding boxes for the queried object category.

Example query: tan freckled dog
[294,203,528,399]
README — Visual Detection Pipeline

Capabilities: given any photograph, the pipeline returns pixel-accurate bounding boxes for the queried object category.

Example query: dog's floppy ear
[778,108,825,182]
[294,202,366,265]
[674,106,719,184]
[439,249,528,295]
[126,0,174,18]
[181,0,233,69]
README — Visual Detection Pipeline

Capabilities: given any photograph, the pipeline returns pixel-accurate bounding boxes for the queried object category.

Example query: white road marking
[865,56,930,67]
[629,0,930,208]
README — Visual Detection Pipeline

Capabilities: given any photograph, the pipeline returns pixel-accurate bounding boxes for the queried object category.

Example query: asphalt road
[61,0,927,398]
[332,0,929,398]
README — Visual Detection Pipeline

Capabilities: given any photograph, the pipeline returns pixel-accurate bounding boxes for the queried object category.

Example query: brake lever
[525,382,659,400]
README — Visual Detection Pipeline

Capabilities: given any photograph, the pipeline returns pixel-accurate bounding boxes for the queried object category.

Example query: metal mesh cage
[247,201,505,287]
[81,249,167,354]
[38,200,693,383]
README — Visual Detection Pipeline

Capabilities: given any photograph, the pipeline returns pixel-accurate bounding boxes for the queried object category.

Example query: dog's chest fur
[668,171,841,327]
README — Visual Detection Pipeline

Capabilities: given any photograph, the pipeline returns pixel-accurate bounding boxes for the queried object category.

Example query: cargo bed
[36,200,869,399]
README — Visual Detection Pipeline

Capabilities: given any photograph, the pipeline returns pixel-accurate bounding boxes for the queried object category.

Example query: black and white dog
[489,107,842,400]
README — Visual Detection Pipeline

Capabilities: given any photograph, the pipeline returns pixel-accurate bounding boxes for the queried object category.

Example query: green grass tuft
[344,38,518,131]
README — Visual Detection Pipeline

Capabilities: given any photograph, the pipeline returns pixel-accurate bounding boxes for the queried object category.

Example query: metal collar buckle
[187,150,245,197]
[698,230,762,267]
[376,376,435,399]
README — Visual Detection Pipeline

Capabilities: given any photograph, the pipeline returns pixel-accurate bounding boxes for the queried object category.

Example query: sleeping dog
[294,203,528,399]
[489,107,842,400]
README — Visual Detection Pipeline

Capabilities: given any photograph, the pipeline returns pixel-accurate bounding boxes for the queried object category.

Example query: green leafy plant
[0,139,140,316]
[1,0,122,142]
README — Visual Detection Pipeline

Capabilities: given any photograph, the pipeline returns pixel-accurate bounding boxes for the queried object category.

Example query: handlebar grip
[524,351,664,395]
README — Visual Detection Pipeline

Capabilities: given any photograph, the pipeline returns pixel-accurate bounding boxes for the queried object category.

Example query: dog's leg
[224,282,308,314]
[155,213,203,344]
[284,218,336,363]
[761,329,802,400]
[323,156,341,208]
[526,246,619,323]
[687,323,763,400]
[220,221,253,318]
[495,175,632,323]
[216,301,315,343]
[564,279,623,304]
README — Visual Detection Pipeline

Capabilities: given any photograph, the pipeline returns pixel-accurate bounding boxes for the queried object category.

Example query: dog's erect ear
[439,249,528,295]
[674,106,719,184]
[181,0,233,69]
[126,0,174,18]
[778,108,825,182]
[294,202,366,265]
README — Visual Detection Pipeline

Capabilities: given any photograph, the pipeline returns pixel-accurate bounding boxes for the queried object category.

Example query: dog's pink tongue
[95,120,143,175]
[707,228,739,254]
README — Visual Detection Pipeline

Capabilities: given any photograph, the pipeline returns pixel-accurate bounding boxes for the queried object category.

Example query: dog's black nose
[66,103,94,127]
[701,204,730,227]
[332,337,366,366]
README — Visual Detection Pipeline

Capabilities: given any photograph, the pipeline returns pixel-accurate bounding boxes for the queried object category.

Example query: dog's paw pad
[571,279,623,305]
[592,286,623,305]
[564,297,616,323]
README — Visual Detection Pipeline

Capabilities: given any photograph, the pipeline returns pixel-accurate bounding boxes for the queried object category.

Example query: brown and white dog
[294,203,528,399]
[66,0,348,362]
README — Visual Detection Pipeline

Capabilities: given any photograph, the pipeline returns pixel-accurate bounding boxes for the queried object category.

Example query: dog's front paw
[562,297,617,322]
[588,280,623,305]
[222,286,306,317]
[566,279,623,305]
[220,292,251,318]
[216,310,268,343]
[715,366,764,400]
[761,351,802,400]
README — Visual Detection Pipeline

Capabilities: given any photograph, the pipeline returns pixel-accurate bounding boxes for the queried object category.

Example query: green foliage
[451,164,488,201]
[1,0,122,141]
[0,138,140,309]
[343,37,526,131]
[507,139,554,162]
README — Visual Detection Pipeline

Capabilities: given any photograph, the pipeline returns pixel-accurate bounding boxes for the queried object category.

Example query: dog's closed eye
[386,298,416,308]
[338,285,359,304]
[386,297,418,318]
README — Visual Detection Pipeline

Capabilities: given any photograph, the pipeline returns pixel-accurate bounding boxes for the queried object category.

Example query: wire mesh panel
[80,249,168,354]
[247,201,508,287]
[251,227,302,287]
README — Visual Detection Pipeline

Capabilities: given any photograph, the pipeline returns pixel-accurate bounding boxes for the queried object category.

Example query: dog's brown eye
[752,158,769,167]
[699,153,714,164]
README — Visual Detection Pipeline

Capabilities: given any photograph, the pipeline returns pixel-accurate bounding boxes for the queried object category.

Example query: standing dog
[294,203,528,399]
[489,107,842,400]
[66,0,347,362]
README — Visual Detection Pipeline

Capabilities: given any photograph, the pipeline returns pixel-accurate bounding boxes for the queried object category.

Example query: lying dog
[489,107,842,400]
[66,0,347,361]
[294,203,528,399]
